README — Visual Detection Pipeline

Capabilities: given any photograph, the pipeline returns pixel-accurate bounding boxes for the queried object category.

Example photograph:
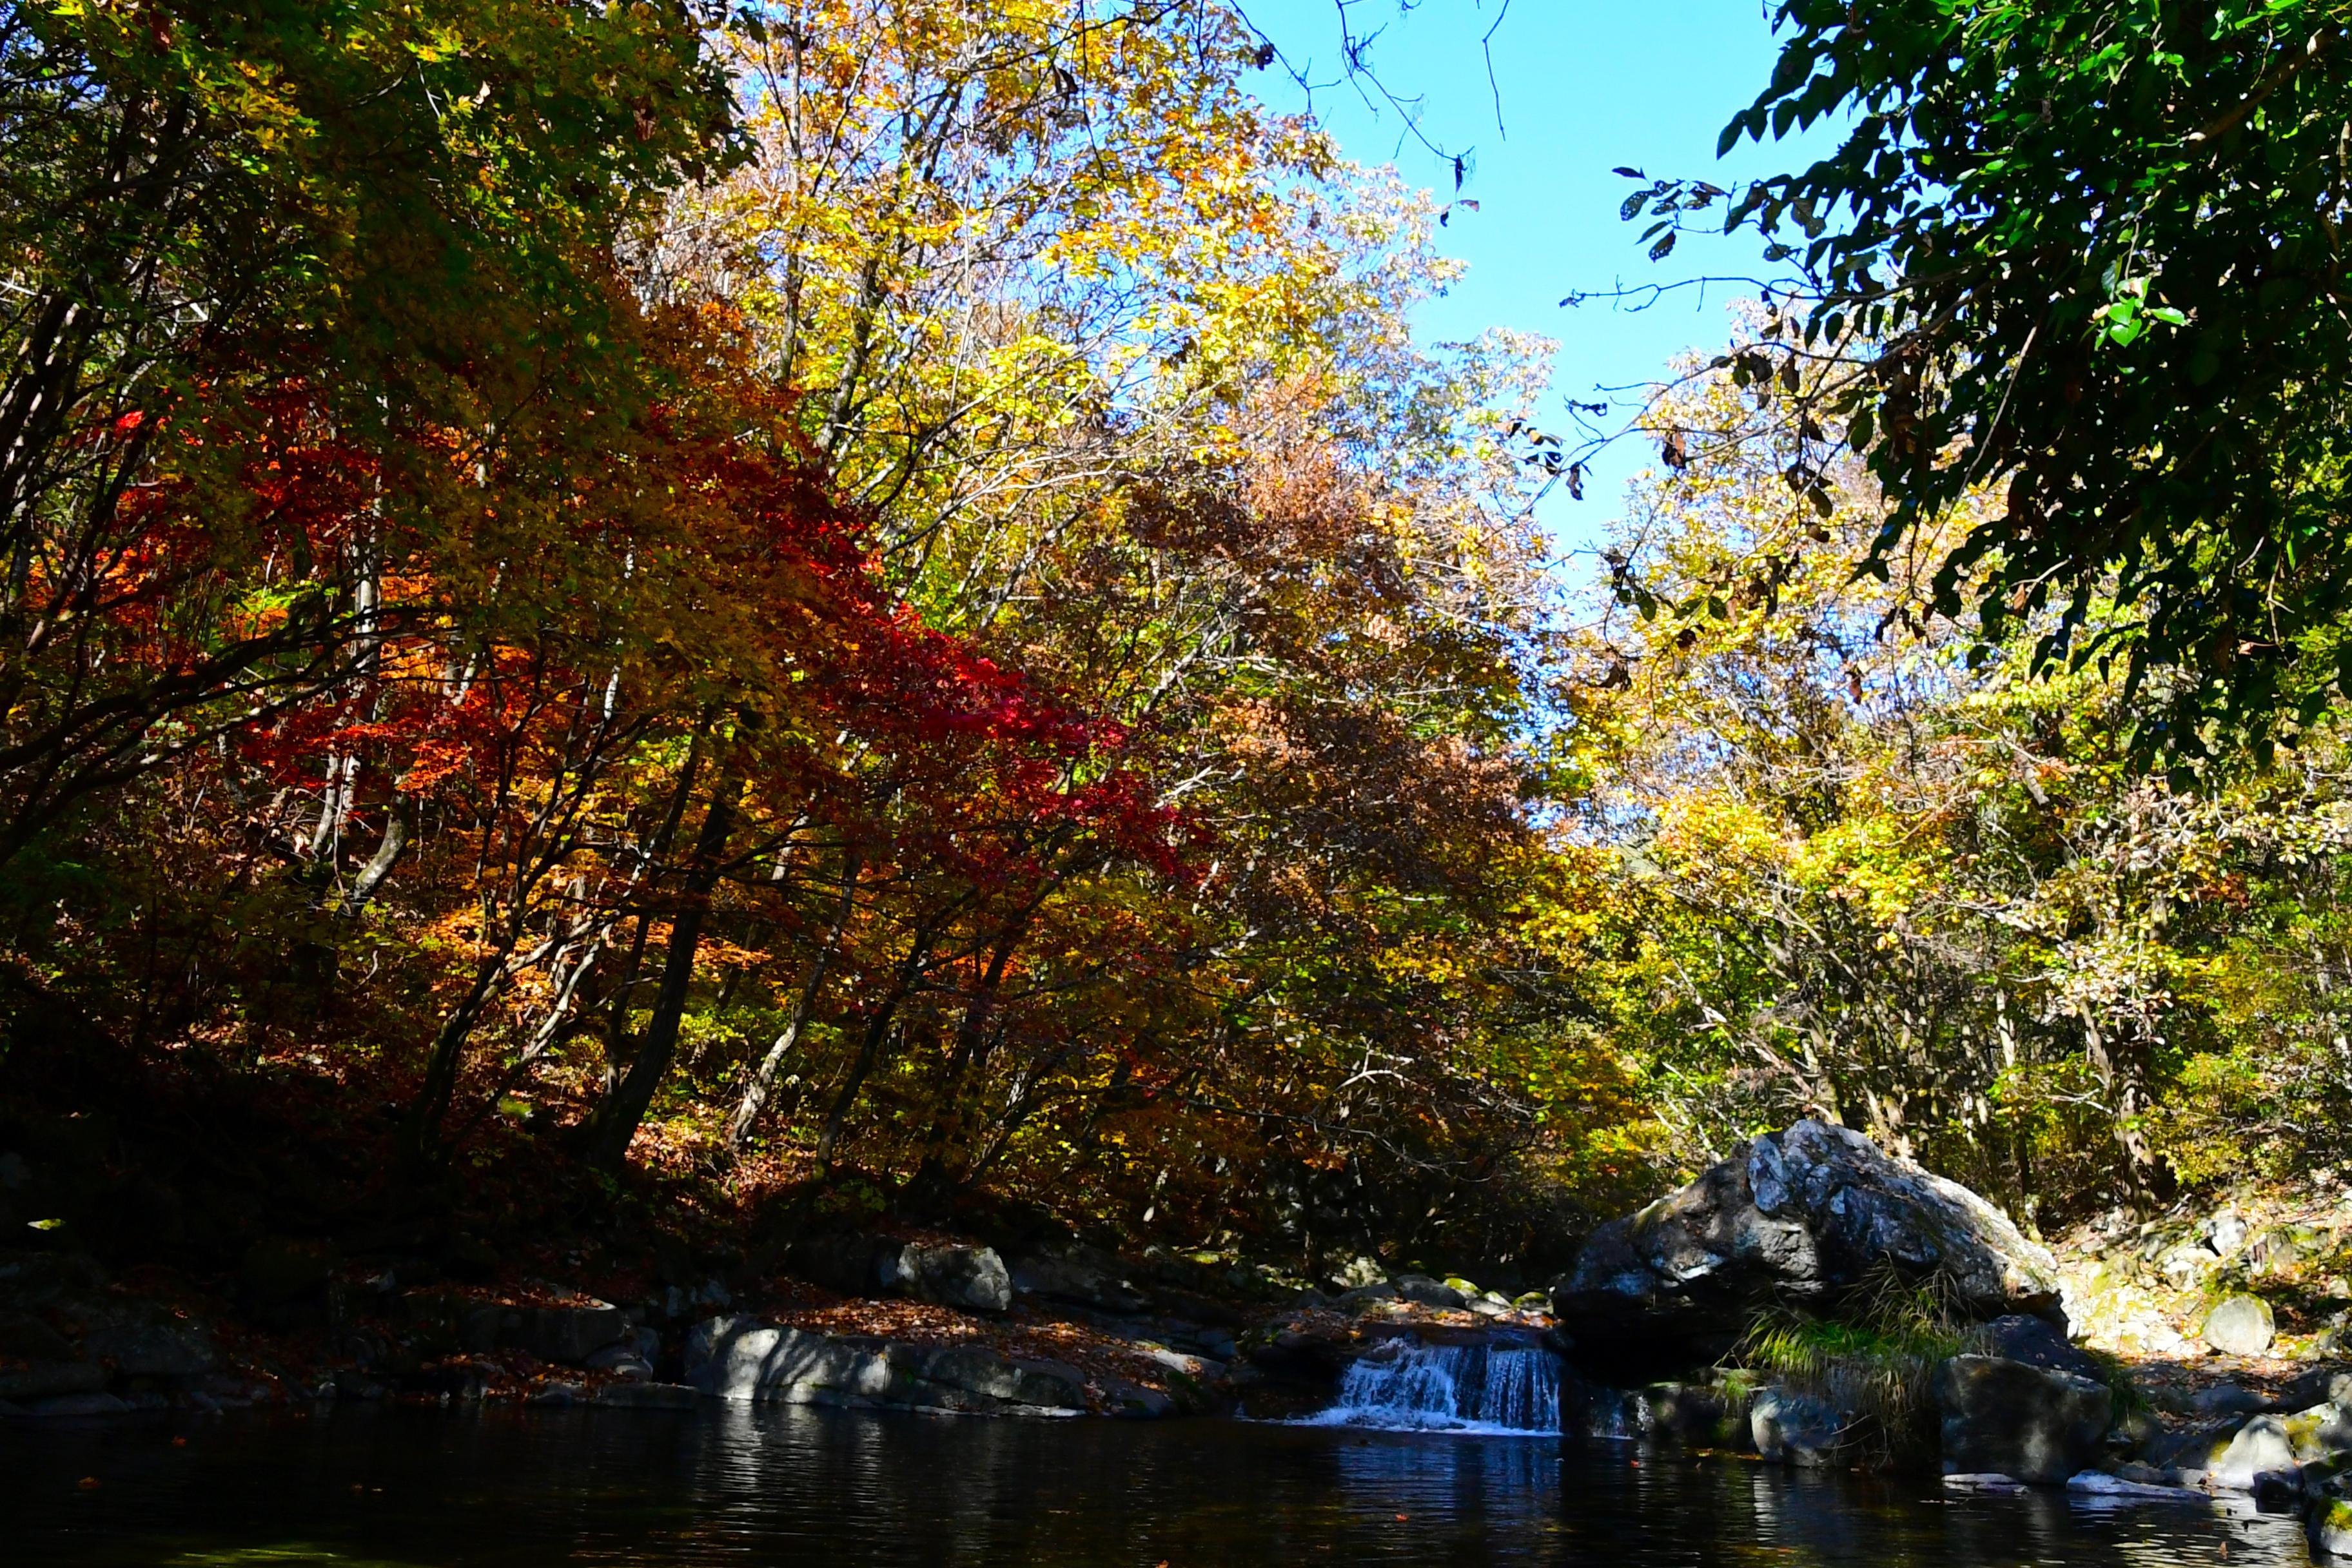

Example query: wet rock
[1619,1377,1756,1450]
[0,1360,104,1401]
[2204,1295,2276,1357]
[531,1381,583,1406]
[1553,1121,2061,1365]
[1932,1355,2111,1486]
[1335,1282,1398,1315]
[1750,1386,1845,1467]
[85,1318,215,1378]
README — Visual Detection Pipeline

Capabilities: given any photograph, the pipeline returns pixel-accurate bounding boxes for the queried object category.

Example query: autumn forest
[6,0,2352,1300]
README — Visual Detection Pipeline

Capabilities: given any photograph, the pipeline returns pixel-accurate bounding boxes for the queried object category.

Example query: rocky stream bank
[8,1116,2352,1556]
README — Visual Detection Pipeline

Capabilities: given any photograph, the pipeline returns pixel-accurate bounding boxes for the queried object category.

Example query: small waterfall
[1302,1340,1562,1434]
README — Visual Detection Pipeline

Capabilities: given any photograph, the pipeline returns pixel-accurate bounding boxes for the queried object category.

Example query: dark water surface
[0,1405,2318,1567]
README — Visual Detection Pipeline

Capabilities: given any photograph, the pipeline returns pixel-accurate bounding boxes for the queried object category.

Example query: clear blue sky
[1241,0,1840,564]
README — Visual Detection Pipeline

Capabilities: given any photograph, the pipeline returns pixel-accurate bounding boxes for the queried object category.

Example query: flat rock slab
[682,1315,1090,1414]
[593,1381,703,1409]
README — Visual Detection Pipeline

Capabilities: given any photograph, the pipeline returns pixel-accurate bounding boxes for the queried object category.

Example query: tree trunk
[725,848,858,1153]
[579,767,743,1170]
[902,910,1028,1212]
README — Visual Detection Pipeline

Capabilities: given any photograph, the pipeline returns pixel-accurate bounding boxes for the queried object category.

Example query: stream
[0,1401,2321,1567]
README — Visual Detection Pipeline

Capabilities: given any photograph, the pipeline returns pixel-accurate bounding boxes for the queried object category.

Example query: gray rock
[2210,1415,2298,1489]
[2139,1415,2249,1474]
[22,1390,130,1417]
[1624,1378,1756,1449]
[1394,1275,1468,1310]
[85,1318,215,1378]
[593,1381,702,1409]
[0,1310,74,1362]
[1751,1386,1846,1466]
[0,1359,104,1400]
[2191,1383,2271,1417]
[1104,1378,1173,1418]
[1336,1283,1399,1314]
[1933,1355,2111,1486]
[531,1381,583,1406]
[918,1346,1086,1409]
[680,1315,1088,1413]
[2204,1295,2276,1357]
[685,1317,910,1405]
[883,1244,1012,1314]
[1972,1314,2104,1384]
[2311,1472,2352,1560]
[1009,1245,1150,1314]
[2156,1241,2222,1289]
[520,1303,632,1364]
[584,1343,654,1380]
[2280,1368,2352,1411]
[1553,1121,2061,1362]
[791,1234,1012,1313]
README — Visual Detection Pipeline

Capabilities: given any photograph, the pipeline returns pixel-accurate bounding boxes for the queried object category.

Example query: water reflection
[0,1405,2316,1567]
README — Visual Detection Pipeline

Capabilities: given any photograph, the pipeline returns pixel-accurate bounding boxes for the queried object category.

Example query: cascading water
[1300,1340,1562,1435]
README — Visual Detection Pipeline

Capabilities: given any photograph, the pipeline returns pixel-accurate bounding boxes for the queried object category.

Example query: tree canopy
[1659,0,2352,769]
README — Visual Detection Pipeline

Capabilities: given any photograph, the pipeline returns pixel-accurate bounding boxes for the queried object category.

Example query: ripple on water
[0,1404,2316,1567]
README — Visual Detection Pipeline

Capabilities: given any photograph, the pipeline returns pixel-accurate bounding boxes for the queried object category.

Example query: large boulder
[2204,1400,2352,1490]
[1552,1121,2060,1363]
[881,1243,1012,1314]
[2203,1295,2276,1357]
[789,1234,1012,1314]
[1932,1355,2110,1485]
